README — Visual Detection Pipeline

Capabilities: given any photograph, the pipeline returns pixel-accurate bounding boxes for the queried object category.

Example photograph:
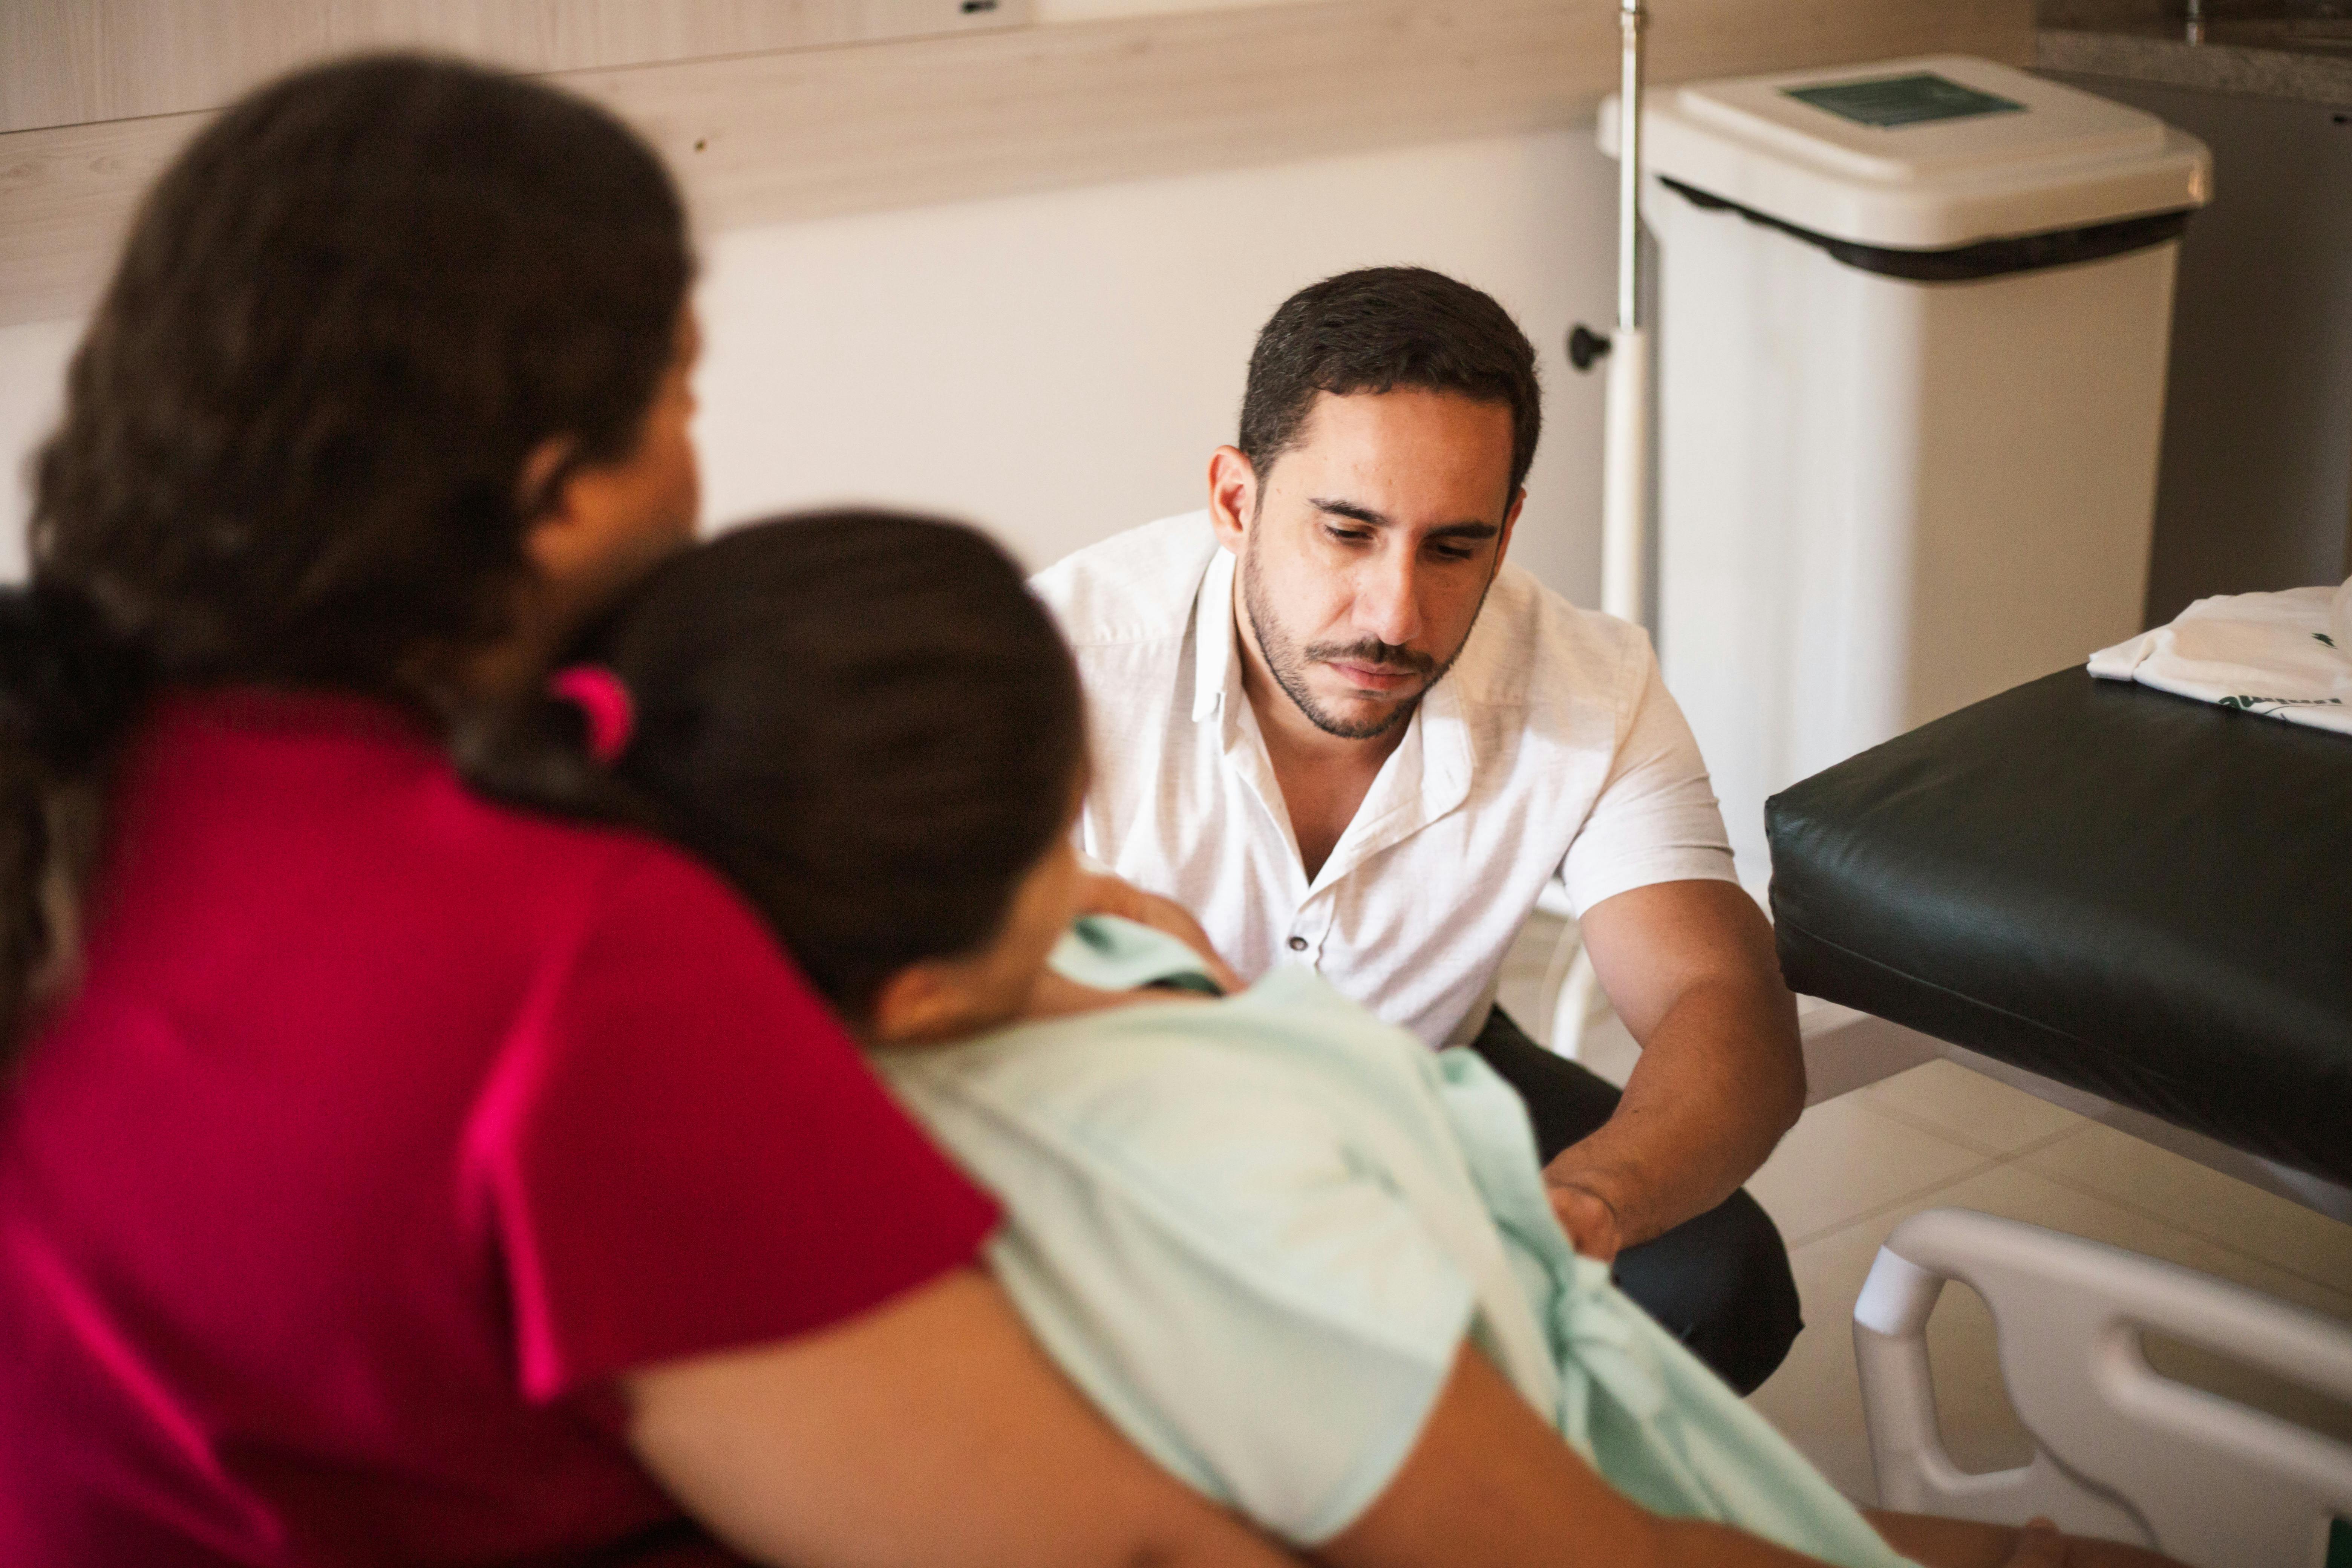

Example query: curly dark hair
[31,53,691,692]
[1237,266,1542,496]
[1,53,694,1063]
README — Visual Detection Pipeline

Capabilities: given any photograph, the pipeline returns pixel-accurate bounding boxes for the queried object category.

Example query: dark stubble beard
[1239,533,1489,741]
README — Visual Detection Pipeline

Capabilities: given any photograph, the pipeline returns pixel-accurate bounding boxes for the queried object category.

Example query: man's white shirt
[1030,511,1738,1047]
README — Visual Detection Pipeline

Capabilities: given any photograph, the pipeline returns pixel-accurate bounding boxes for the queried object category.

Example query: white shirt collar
[1191,545,1237,725]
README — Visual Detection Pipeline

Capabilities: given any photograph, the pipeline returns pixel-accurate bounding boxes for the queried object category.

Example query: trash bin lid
[1604,55,2210,250]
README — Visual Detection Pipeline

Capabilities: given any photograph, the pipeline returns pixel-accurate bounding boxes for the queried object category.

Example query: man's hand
[1550,879,1805,1248]
[1075,871,1245,994]
[1545,1181,1624,1265]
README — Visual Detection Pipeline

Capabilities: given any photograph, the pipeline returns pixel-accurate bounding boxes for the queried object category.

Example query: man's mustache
[1306,640,1436,678]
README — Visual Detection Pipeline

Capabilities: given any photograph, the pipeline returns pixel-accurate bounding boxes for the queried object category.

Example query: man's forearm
[1542,974,1802,1248]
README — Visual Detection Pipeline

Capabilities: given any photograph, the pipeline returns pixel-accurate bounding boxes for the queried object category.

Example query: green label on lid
[1784,72,2026,129]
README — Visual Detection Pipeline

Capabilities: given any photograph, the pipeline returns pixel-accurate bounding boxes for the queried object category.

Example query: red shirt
[0,692,998,1566]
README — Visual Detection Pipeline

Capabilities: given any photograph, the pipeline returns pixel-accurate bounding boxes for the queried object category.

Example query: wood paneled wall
[0,0,2035,327]
[0,0,1031,133]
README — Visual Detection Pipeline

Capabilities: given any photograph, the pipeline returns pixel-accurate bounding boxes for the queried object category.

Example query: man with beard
[1031,267,1807,1395]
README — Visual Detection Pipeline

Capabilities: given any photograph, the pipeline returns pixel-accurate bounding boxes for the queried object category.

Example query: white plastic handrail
[1855,1207,2352,1568]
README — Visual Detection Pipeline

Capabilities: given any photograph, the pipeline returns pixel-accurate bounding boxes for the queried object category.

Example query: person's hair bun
[0,585,152,775]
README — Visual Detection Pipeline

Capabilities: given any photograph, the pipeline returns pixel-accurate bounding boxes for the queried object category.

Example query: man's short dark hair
[1237,266,1542,497]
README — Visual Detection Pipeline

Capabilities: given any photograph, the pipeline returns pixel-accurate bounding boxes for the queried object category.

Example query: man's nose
[1355,550,1424,649]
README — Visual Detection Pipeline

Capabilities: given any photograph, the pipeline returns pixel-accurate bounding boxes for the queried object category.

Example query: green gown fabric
[874,916,1912,1563]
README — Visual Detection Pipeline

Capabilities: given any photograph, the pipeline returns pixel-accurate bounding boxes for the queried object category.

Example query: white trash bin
[1605,56,2211,890]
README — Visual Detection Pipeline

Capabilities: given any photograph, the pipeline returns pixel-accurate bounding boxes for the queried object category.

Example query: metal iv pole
[1600,0,1649,627]
[1547,0,1649,1061]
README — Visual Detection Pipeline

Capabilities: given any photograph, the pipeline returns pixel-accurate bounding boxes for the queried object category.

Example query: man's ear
[1206,446,1258,556]
[1495,486,1527,568]
[866,960,977,1046]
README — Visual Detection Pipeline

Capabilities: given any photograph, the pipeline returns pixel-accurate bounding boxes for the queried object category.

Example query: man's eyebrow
[1311,498,1391,527]
[1310,498,1501,541]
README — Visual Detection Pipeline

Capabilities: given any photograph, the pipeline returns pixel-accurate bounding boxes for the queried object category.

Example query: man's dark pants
[1466,1007,1803,1396]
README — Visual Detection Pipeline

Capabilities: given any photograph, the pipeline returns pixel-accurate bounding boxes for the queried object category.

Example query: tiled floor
[1494,913,2352,1506]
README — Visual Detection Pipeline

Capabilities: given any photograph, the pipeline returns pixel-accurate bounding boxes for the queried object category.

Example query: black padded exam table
[1766,668,2352,1189]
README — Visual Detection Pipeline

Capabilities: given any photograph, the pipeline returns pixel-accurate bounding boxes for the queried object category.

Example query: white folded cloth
[2089,577,2352,737]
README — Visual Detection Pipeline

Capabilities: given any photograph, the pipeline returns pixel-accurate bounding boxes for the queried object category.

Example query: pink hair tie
[548,665,636,766]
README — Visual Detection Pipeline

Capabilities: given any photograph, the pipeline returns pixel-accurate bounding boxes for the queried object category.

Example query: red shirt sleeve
[461,845,998,1403]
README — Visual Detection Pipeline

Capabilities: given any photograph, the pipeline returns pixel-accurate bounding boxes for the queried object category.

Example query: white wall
[0,317,78,583]
[1,126,1619,599]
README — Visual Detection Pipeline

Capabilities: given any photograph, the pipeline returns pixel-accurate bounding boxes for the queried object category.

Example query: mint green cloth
[875,917,1911,1562]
